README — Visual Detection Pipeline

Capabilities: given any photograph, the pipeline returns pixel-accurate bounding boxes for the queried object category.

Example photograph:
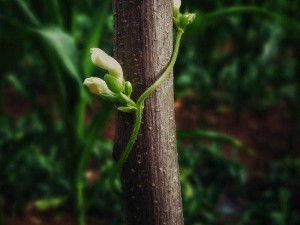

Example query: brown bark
[113,0,184,225]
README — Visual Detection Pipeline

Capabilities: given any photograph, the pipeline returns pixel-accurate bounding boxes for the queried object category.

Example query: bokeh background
[1,0,300,225]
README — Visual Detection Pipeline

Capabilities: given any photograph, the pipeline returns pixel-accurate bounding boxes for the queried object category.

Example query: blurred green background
[0,0,300,225]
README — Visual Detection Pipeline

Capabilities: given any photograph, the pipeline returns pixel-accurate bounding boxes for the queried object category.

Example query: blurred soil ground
[4,212,107,225]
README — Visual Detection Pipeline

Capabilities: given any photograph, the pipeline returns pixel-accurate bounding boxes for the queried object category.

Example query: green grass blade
[0,199,3,225]
[85,101,113,148]
[82,0,111,76]
[77,101,113,177]
[33,196,67,211]
[196,6,300,36]
[177,129,252,155]
[49,0,63,27]
[13,0,40,26]
[5,75,53,128]
[34,26,81,83]
[6,75,29,99]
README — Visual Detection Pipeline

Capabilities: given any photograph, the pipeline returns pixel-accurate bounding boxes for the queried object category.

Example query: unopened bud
[83,77,111,95]
[90,48,123,80]
[173,0,181,11]
[124,81,133,97]
[104,74,125,93]
[100,93,118,103]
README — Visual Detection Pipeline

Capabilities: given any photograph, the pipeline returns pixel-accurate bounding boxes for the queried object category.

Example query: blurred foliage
[0,0,117,224]
[179,142,300,225]
[0,0,299,225]
[177,1,300,113]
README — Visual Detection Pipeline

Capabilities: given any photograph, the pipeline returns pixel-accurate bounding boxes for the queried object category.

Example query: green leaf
[117,106,137,113]
[196,6,300,36]
[177,129,253,155]
[33,196,67,211]
[6,75,29,98]
[34,26,81,83]
[48,0,63,27]
[85,101,113,148]
[13,0,40,26]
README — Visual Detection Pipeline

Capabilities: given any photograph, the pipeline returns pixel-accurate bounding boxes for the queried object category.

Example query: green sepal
[173,17,180,28]
[124,81,133,97]
[100,93,118,103]
[173,8,180,19]
[117,106,137,113]
[104,74,125,93]
[179,13,196,28]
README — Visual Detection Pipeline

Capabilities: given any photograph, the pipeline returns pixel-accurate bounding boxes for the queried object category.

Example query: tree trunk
[113,0,184,225]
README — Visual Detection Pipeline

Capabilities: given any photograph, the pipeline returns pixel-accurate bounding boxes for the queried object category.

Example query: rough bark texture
[113,0,184,225]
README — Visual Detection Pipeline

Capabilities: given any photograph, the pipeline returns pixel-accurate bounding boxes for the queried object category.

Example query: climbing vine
[84,0,195,186]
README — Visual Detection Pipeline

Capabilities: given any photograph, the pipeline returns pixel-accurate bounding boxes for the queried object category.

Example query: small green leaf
[33,196,67,211]
[117,106,137,113]
[34,26,80,83]
[6,75,28,98]
[13,0,40,26]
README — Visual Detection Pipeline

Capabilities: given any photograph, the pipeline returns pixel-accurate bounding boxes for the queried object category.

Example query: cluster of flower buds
[84,0,195,113]
[173,0,196,30]
[83,48,136,113]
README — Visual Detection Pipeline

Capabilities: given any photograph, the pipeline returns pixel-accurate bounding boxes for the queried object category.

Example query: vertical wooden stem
[113,0,184,224]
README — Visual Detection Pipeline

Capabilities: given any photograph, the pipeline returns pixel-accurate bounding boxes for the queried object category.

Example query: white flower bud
[90,48,123,80]
[173,0,181,10]
[83,77,111,95]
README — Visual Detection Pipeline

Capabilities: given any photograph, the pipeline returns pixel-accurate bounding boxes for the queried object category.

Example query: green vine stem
[115,102,144,173]
[136,29,184,105]
[110,29,184,189]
